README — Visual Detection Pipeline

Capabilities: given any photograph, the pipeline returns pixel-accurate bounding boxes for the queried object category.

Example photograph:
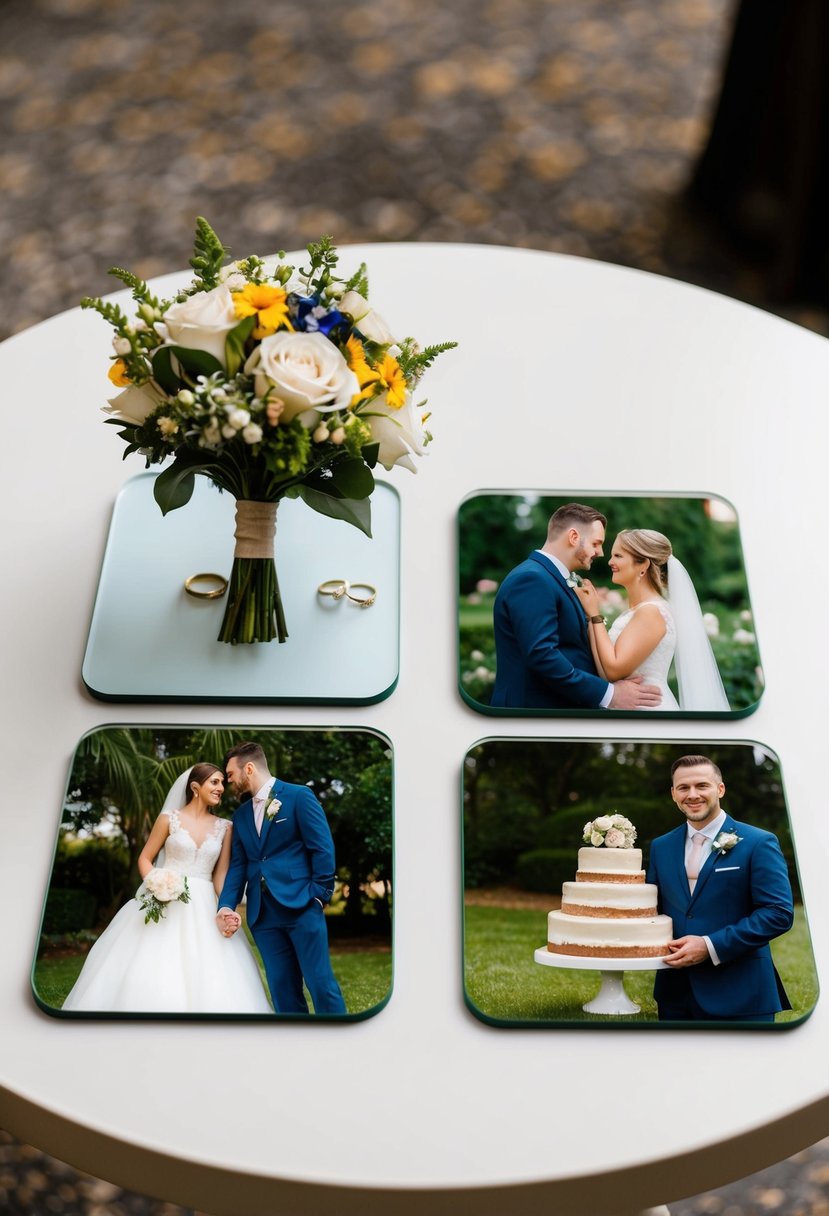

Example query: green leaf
[225,314,256,378]
[360,441,380,469]
[325,456,375,500]
[152,448,218,514]
[167,345,224,380]
[293,485,372,537]
[151,347,182,395]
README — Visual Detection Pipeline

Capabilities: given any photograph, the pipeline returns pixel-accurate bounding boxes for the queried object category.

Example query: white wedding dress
[62,809,272,1014]
[608,599,679,711]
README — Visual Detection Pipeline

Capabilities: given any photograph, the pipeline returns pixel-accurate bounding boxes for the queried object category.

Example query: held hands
[663,936,709,967]
[216,910,241,938]
[609,674,662,709]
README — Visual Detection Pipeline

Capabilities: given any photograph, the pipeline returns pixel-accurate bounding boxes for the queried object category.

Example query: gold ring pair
[317,579,377,608]
[184,572,229,599]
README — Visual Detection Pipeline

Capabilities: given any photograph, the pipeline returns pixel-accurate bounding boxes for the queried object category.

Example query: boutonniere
[711,830,742,857]
[566,572,583,590]
[262,795,282,822]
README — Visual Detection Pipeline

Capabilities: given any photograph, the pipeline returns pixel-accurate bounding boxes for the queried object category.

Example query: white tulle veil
[151,768,194,870]
[666,556,730,711]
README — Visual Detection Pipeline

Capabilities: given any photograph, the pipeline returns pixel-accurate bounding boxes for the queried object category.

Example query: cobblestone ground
[2,0,827,1211]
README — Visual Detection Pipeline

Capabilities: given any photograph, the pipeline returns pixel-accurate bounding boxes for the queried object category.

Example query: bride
[575,528,729,712]
[62,763,272,1014]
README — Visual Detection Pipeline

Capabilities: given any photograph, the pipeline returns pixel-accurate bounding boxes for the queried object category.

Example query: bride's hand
[576,580,600,616]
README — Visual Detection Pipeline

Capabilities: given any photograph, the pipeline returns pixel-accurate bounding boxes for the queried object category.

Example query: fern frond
[189,217,228,289]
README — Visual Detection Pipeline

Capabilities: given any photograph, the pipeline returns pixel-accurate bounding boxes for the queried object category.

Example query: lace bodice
[608,598,676,689]
[159,808,229,881]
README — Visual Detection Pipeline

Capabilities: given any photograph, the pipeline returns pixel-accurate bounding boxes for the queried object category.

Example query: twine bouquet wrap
[85,219,455,644]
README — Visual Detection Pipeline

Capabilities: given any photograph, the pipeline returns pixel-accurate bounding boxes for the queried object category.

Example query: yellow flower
[232,283,293,338]
[377,353,407,409]
[346,335,380,398]
[107,358,131,387]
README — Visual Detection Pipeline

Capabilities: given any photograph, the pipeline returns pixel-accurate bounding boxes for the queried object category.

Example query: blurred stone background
[2,0,828,1211]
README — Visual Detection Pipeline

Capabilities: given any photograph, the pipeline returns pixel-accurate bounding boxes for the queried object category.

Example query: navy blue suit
[647,816,793,1021]
[218,780,346,1015]
[490,551,608,709]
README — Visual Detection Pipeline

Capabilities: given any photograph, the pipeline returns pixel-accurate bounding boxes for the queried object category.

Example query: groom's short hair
[671,754,723,783]
[547,503,607,540]
[224,741,268,771]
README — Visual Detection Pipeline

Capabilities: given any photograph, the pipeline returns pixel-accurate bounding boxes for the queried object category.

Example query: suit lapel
[667,825,689,898]
[531,552,587,636]
[257,780,283,851]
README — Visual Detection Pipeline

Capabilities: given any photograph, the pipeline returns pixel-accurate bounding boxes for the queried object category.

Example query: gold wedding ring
[317,578,349,600]
[345,582,377,608]
[184,572,229,599]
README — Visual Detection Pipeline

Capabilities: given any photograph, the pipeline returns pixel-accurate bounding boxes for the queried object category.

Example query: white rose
[144,868,185,902]
[103,383,159,426]
[590,831,604,847]
[604,828,625,849]
[594,816,613,832]
[364,392,428,472]
[245,332,359,424]
[242,422,263,444]
[155,285,239,365]
[338,290,396,345]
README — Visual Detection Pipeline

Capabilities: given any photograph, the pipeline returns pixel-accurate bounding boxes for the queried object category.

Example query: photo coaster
[458,490,762,718]
[462,738,818,1029]
[33,725,393,1021]
[82,473,400,704]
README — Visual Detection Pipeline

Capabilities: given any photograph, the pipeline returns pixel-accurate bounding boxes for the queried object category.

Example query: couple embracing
[491,502,729,712]
[63,741,345,1016]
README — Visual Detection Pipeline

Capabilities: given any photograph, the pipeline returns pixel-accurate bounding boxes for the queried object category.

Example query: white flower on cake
[583,814,637,849]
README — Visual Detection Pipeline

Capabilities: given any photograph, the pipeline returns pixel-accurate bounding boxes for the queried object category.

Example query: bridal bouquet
[583,814,637,849]
[138,868,191,924]
[84,218,455,643]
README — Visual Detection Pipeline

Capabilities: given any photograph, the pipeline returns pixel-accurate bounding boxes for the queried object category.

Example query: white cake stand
[534,947,669,1016]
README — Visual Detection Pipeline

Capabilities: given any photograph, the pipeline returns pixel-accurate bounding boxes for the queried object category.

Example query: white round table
[2,243,828,1215]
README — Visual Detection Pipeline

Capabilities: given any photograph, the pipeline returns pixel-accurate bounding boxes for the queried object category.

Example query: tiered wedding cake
[546,815,672,959]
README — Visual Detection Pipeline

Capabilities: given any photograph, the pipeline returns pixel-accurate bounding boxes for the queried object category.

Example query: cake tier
[547,909,672,958]
[576,846,644,884]
[560,880,658,918]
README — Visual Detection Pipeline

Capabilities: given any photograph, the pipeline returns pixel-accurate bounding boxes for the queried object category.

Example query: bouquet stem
[218,500,288,644]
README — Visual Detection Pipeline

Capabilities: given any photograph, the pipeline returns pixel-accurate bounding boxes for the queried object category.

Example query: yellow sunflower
[232,283,293,338]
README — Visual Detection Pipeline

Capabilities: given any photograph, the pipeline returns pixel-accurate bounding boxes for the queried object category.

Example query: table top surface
[2,242,828,1216]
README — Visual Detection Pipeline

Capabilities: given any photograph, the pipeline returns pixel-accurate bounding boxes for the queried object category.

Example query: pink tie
[254,798,265,834]
[687,832,707,893]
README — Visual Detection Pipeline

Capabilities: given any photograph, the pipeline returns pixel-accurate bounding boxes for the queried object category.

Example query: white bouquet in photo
[138,867,191,924]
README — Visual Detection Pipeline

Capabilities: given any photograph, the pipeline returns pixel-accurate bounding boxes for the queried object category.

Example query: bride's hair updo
[617,529,672,597]
[185,762,223,804]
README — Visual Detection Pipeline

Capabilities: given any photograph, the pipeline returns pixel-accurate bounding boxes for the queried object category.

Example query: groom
[490,502,661,709]
[216,741,346,1015]
[647,754,794,1022]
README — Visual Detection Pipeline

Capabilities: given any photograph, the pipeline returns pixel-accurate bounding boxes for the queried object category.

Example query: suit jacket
[217,780,337,925]
[490,551,608,709]
[647,815,794,1017]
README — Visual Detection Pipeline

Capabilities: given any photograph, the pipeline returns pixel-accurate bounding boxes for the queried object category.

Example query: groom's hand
[609,675,662,709]
[216,909,241,938]
[663,936,709,967]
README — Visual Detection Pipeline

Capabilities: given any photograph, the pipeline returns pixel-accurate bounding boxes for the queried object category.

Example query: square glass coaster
[82,473,399,703]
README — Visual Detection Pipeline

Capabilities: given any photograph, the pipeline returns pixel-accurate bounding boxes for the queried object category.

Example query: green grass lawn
[33,943,392,1018]
[463,903,818,1027]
